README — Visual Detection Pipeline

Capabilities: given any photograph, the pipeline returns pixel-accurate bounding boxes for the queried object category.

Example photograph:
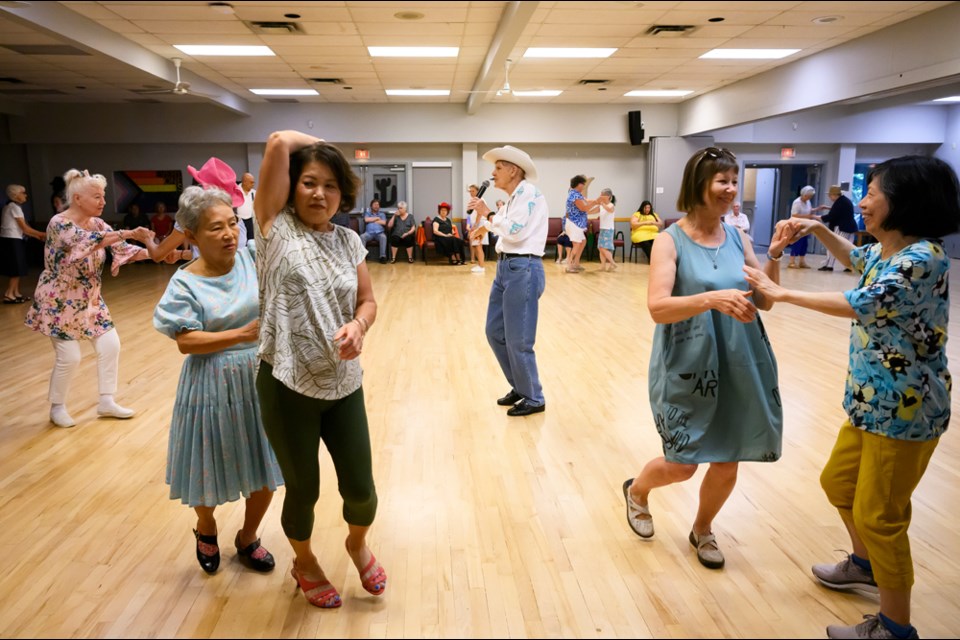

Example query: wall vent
[244,21,304,35]
[645,25,697,37]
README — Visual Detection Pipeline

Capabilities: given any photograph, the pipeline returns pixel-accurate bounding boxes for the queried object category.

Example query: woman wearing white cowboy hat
[468,145,549,417]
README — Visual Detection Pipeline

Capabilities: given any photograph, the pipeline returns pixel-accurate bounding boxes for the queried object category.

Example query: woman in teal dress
[154,185,283,575]
[622,147,793,569]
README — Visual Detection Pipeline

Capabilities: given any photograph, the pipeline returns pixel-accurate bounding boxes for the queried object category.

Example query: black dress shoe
[497,390,523,406]
[818,266,833,271]
[507,399,545,417]
[235,532,275,572]
[194,529,220,574]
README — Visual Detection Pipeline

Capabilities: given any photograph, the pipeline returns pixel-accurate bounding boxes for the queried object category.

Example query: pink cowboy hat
[187,157,245,208]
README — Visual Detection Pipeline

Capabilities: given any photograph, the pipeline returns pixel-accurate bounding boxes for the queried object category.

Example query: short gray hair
[5,184,25,199]
[800,185,816,197]
[397,200,407,210]
[64,169,107,202]
[176,185,232,232]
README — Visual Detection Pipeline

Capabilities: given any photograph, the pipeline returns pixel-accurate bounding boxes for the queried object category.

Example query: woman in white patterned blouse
[253,130,384,609]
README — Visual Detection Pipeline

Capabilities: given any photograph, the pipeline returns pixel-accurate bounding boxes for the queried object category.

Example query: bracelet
[766,251,782,262]
[353,317,368,336]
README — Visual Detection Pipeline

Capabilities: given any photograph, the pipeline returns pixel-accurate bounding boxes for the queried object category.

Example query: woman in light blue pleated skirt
[153,180,283,575]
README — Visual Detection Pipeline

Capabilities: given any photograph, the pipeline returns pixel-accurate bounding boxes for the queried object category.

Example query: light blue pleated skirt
[166,347,284,507]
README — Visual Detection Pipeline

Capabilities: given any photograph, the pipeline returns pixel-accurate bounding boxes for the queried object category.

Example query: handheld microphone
[467,180,490,214]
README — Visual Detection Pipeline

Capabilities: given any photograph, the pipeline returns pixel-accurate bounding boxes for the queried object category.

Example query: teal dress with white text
[648,222,783,464]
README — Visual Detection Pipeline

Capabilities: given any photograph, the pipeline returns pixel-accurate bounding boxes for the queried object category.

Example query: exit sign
[780,147,796,159]
[355,149,370,160]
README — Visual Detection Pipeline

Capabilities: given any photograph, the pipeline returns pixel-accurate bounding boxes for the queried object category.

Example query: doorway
[742,163,823,249]
[351,163,408,214]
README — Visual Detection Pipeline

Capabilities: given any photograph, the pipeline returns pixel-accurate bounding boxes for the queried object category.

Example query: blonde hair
[5,184,25,199]
[64,169,107,203]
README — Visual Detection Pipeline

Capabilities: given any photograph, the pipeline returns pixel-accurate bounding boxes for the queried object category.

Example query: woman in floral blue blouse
[744,155,960,640]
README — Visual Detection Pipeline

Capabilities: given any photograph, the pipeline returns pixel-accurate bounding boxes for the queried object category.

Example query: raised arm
[256,130,323,236]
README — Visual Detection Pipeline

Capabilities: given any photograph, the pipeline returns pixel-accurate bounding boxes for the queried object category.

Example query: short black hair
[677,147,738,213]
[569,174,587,189]
[288,142,360,213]
[868,155,960,238]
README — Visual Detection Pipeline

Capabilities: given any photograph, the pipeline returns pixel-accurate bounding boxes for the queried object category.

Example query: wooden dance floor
[1,256,959,638]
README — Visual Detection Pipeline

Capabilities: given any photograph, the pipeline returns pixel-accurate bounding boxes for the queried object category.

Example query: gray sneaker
[827,614,918,639]
[812,554,879,593]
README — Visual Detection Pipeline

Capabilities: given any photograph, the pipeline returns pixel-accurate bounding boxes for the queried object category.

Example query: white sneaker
[97,400,135,419]
[471,265,485,273]
[50,405,76,428]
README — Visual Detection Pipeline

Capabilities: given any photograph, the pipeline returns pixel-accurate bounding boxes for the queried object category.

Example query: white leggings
[48,328,121,404]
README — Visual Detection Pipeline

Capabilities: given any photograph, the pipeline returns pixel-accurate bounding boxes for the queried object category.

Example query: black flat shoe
[235,532,275,572]
[507,399,545,417]
[497,390,523,406]
[194,529,220,574]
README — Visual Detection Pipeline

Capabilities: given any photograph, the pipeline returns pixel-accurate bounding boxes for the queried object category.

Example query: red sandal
[291,563,342,608]
[347,542,387,596]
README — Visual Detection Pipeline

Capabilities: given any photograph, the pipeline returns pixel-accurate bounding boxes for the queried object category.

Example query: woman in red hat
[432,201,464,265]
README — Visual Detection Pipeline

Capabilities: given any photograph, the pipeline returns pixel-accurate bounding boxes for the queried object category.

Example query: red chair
[420,216,437,263]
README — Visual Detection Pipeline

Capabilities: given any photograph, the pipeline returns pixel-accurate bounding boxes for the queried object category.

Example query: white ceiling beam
[466,1,539,116]
[0,2,251,116]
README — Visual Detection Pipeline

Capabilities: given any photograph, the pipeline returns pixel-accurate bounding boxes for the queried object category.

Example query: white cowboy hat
[482,145,539,183]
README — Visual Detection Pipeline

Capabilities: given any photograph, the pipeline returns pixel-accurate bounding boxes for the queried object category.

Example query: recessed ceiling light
[524,48,617,59]
[250,89,318,96]
[700,49,799,60]
[625,89,692,97]
[385,89,450,96]
[934,96,960,102]
[174,45,275,56]
[394,11,424,20]
[369,47,458,57]
[812,15,843,24]
[512,90,563,97]
[208,2,234,15]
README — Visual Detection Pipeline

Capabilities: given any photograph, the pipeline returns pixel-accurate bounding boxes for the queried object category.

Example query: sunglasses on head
[696,147,737,165]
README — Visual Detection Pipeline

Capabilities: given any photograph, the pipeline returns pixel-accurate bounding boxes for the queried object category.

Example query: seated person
[387,201,416,263]
[432,201,464,265]
[631,200,662,262]
[123,203,151,230]
[360,198,388,263]
[151,201,175,241]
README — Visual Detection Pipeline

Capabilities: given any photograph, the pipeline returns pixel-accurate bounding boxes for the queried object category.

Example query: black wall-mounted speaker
[628,110,644,145]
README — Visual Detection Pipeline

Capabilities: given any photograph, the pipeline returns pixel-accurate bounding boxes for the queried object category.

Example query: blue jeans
[360,231,387,258]
[486,255,546,406]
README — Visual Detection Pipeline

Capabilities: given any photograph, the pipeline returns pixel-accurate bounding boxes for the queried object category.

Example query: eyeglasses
[695,146,737,168]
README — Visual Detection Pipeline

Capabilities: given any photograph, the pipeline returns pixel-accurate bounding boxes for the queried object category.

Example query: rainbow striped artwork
[113,169,183,214]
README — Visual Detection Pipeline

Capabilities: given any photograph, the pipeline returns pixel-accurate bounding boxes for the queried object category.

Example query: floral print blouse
[843,240,951,441]
[24,214,143,340]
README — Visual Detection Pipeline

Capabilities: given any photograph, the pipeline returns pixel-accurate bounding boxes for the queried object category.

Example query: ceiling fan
[138,58,217,98]
[462,58,520,101]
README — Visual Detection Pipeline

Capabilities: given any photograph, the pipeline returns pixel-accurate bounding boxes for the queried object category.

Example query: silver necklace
[705,243,721,269]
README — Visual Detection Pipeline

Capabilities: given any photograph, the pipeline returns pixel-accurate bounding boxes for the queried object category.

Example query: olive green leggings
[256,363,377,541]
